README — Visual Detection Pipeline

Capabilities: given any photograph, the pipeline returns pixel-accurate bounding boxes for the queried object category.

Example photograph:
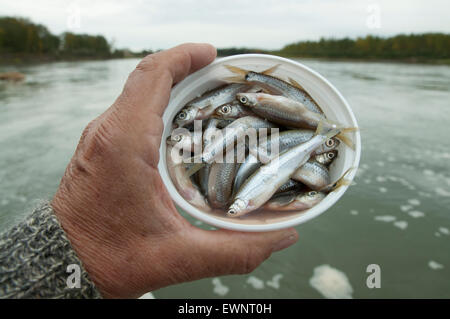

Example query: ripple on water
[435,188,450,197]
[350,210,359,216]
[408,199,421,206]
[400,205,413,212]
[379,187,387,193]
[408,211,425,218]
[212,278,229,296]
[375,216,396,222]
[266,274,283,289]
[428,261,444,270]
[309,265,353,299]
[439,227,449,235]
[393,221,408,230]
[246,276,265,290]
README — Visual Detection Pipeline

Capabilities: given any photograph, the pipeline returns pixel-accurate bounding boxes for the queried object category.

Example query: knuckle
[79,116,118,161]
[135,54,160,73]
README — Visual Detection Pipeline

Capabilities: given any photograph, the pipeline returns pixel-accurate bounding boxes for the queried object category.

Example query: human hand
[51,43,299,298]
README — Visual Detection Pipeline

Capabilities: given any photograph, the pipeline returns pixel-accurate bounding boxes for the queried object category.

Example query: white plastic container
[158,54,361,232]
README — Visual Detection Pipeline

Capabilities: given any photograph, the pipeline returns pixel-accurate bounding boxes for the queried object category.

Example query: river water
[1,58,449,298]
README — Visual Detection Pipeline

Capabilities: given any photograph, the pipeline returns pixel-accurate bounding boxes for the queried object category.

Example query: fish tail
[314,120,340,139]
[261,64,280,75]
[288,77,305,90]
[336,126,359,150]
[186,162,206,177]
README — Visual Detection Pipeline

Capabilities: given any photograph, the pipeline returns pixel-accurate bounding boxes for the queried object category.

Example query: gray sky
[1,0,449,51]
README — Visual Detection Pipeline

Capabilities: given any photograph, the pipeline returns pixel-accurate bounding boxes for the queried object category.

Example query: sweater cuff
[0,203,102,298]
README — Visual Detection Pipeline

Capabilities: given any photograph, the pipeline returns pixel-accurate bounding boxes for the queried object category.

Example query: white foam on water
[374,215,396,222]
[428,261,444,270]
[435,232,442,237]
[387,156,396,162]
[408,211,425,218]
[388,176,399,182]
[376,161,385,167]
[376,176,387,183]
[423,169,435,176]
[212,278,230,296]
[139,292,155,299]
[400,205,413,212]
[379,187,387,193]
[393,221,408,230]
[309,265,353,299]
[246,276,265,290]
[266,274,283,289]
[439,227,449,235]
[435,187,450,197]
[364,179,371,184]
[0,199,9,206]
[408,199,421,206]
[350,210,359,215]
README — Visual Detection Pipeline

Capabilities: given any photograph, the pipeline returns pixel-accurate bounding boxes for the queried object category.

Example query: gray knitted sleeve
[0,203,102,299]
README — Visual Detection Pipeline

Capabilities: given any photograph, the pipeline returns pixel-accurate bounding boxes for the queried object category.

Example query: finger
[190,228,298,277]
[118,43,216,118]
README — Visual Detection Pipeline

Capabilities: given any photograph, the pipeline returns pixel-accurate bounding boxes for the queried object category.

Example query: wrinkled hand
[51,43,299,298]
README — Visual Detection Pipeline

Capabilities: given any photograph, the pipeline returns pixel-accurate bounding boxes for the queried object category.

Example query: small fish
[227,122,340,217]
[314,150,338,166]
[235,130,339,192]
[207,158,239,208]
[198,164,212,197]
[291,160,330,191]
[263,191,325,212]
[237,92,356,149]
[213,101,254,119]
[225,64,323,114]
[188,116,277,177]
[166,145,210,211]
[174,83,250,127]
[275,179,303,194]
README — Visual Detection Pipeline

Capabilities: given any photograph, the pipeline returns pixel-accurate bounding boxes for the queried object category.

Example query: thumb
[191,228,298,277]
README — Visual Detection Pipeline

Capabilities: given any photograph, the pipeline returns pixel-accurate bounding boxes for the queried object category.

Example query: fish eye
[308,191,317,196]
[327,152,335,159]
[325,139,334,147]
[239,96,248,104]
[222,105,231,113]
[177,111,187,120]
[173,134,182,142]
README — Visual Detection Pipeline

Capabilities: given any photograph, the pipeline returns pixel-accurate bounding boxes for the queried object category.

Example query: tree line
[276,34,450,60]
[0,16,149,60]
[1,16,449,63]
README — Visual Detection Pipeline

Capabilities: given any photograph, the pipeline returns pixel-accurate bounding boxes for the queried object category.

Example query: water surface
[1,58,449,298]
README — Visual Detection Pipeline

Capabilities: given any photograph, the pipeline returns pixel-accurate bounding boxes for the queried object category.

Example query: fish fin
[223,76,247,83]
[321,167,356,192]
[186,162,205,177]
[261,64,280,75]
[336,127,359,150]
[314,120,340,139]
[224,64,248,75]
[288,77,306,91]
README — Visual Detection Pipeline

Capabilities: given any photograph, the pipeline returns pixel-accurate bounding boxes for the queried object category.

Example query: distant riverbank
[1,16,449,66]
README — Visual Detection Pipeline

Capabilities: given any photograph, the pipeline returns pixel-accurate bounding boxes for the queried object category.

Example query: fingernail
[272,233,298,252]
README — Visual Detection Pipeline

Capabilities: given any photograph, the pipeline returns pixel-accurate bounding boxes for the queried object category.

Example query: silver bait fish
[291,160,330,191]
[227,123,340,217]
[213,100,254,119]
[314,150,338,166]
[166,145,210,211]
[263,191,326,212]
[237,92,356,149]
[207,159,239,208]
[174,83,249,127]
[225,64,323,114]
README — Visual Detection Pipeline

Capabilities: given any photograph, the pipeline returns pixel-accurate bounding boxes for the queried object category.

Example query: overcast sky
[1,0,449,51]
